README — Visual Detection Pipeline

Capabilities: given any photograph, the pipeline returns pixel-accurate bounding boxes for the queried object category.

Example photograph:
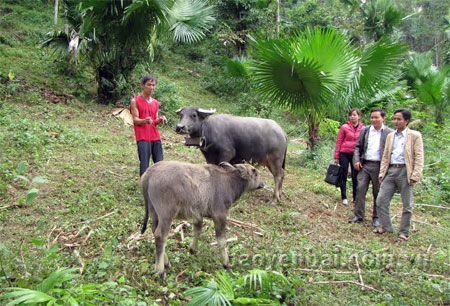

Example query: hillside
[1,1,449,305]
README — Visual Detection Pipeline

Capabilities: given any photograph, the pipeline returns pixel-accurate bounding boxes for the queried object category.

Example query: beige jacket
[379,129,424,184]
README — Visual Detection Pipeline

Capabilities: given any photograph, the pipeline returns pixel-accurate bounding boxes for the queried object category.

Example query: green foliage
[403,52,450,123]
[1,267,114,305]
[13,163,47,205]
[185,269,291,306]
[247,27,405,148]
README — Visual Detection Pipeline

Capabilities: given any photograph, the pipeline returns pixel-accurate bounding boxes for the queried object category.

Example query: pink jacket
[334,121,364,159]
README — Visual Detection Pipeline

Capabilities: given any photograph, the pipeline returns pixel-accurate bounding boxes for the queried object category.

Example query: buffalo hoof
[268,200,277,206]
[165,262,171,270]
[223,264,231,271]
[189,248,197,255]
[158,271,166,280]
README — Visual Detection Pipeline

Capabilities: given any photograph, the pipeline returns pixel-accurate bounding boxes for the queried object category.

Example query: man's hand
[354,162,362,171]
[145,117,152,124]
[410,179,417,185]
[334,159,339,165]
[379,176,383,184]
[159,115,168,124]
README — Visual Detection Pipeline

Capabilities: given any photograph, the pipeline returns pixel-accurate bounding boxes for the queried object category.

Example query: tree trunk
[307,120,320,151]
[54,0,59,25]
[96,66,116,104]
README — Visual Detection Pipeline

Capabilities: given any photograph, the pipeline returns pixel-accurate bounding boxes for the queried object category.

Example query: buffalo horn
[197,108,216,116]
[218,162,235,171]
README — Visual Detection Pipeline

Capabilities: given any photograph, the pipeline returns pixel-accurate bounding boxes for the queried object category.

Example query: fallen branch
[175,269,187,283]
[412,219,446,229]
[227,218,264,236]
[415,203,450,210]
[312,280,381,292]
[296,268,354,275]
[210,237,238,246]
[74,210,117,226]
[355,256,365,291]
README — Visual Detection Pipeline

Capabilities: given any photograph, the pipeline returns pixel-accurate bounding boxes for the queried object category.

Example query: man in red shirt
[130,74,167,176]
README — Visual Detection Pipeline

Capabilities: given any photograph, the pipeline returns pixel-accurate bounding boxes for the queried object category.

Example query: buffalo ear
[175,107,184,115]
[219,162,235,172]
[234,164,250,180]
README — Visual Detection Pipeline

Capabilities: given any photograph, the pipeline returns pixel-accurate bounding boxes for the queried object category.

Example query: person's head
[393,109,411,131]
[370,108,386,130]
[348,108,361,125]
[141,74,157,96]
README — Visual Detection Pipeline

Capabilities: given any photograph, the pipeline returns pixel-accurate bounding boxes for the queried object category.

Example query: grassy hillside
[1,1,449,305]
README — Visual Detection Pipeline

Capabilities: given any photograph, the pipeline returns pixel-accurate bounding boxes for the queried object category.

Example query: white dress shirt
[390,128,408,164]
[365,125,384,161]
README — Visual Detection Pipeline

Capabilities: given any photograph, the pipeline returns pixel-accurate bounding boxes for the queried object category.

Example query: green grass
[1,1,449,305]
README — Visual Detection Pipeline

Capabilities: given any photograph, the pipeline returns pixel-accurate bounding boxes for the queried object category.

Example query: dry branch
[74,210,117,226]
[415,203,450,210]
[227,217,264,236]
[210,237,238,246]
[296,268,354,275]
[355,256,365,290]
[312,280,381,292]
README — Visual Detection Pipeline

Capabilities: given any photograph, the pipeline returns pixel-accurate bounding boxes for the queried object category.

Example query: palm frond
[403,52,434,85]
[1,288,56,305]
[185,279,232,306]
[168,0,215,43]
[249,28,359,113]
[36,267,79,293]
[357,38,406,96]
[225,57,250,79]
[416,67,450,108]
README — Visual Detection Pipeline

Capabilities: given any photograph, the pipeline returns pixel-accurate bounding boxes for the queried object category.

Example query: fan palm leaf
[249,28,359,112]
[168,0,215,43]
[356,38,407,96]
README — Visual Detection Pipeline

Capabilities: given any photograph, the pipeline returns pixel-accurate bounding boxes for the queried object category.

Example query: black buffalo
[175,106,287,205]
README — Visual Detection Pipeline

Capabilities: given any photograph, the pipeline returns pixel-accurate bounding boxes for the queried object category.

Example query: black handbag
[325,164,344,187]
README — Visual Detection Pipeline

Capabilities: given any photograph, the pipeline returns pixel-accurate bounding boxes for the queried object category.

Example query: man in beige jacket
[374,109,424,241]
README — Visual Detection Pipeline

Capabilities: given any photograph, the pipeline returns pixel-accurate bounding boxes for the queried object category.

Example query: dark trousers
[339,153,358,201]
[137,140,163,176]
[354,160,380,220]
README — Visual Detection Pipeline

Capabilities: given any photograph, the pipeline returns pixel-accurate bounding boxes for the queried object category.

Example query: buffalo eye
[191,113,197,119]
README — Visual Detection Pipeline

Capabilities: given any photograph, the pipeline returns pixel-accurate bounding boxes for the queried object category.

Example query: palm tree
[247,27,406,149]
[403,52,450,125]
[46,0,215,103]
[340,0,403,42]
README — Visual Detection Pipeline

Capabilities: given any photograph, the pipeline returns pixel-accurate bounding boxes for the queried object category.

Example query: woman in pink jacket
[334,108,364,206]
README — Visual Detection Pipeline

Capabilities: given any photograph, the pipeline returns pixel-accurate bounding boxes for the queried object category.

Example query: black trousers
[137,140,163,176]
[339,152,358,201]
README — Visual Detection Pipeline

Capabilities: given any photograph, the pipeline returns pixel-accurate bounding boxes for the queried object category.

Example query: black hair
[348,108,361,117]
[141,74,157,85]
[394,109,411,123]
[370,108,386,118]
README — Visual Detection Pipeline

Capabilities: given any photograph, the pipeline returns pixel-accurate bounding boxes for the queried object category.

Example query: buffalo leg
[190,219,203,254]
[267,157,285,205]
[212,214,230,270]
[154,220,171,279]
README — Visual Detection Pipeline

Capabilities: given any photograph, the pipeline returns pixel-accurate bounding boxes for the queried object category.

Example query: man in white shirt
[374,109,424,241]
[350,109,393,226]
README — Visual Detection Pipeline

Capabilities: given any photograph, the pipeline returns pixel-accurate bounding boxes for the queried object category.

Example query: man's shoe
[348,217,363,224]
[342,199,349,206]
[372,219,380,227]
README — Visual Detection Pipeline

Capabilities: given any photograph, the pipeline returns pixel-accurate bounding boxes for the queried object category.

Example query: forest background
[0,0,449,305]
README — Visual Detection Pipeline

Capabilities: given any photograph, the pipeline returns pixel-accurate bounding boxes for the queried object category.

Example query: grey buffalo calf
[141,161,264,279]
[175,106,287,205]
